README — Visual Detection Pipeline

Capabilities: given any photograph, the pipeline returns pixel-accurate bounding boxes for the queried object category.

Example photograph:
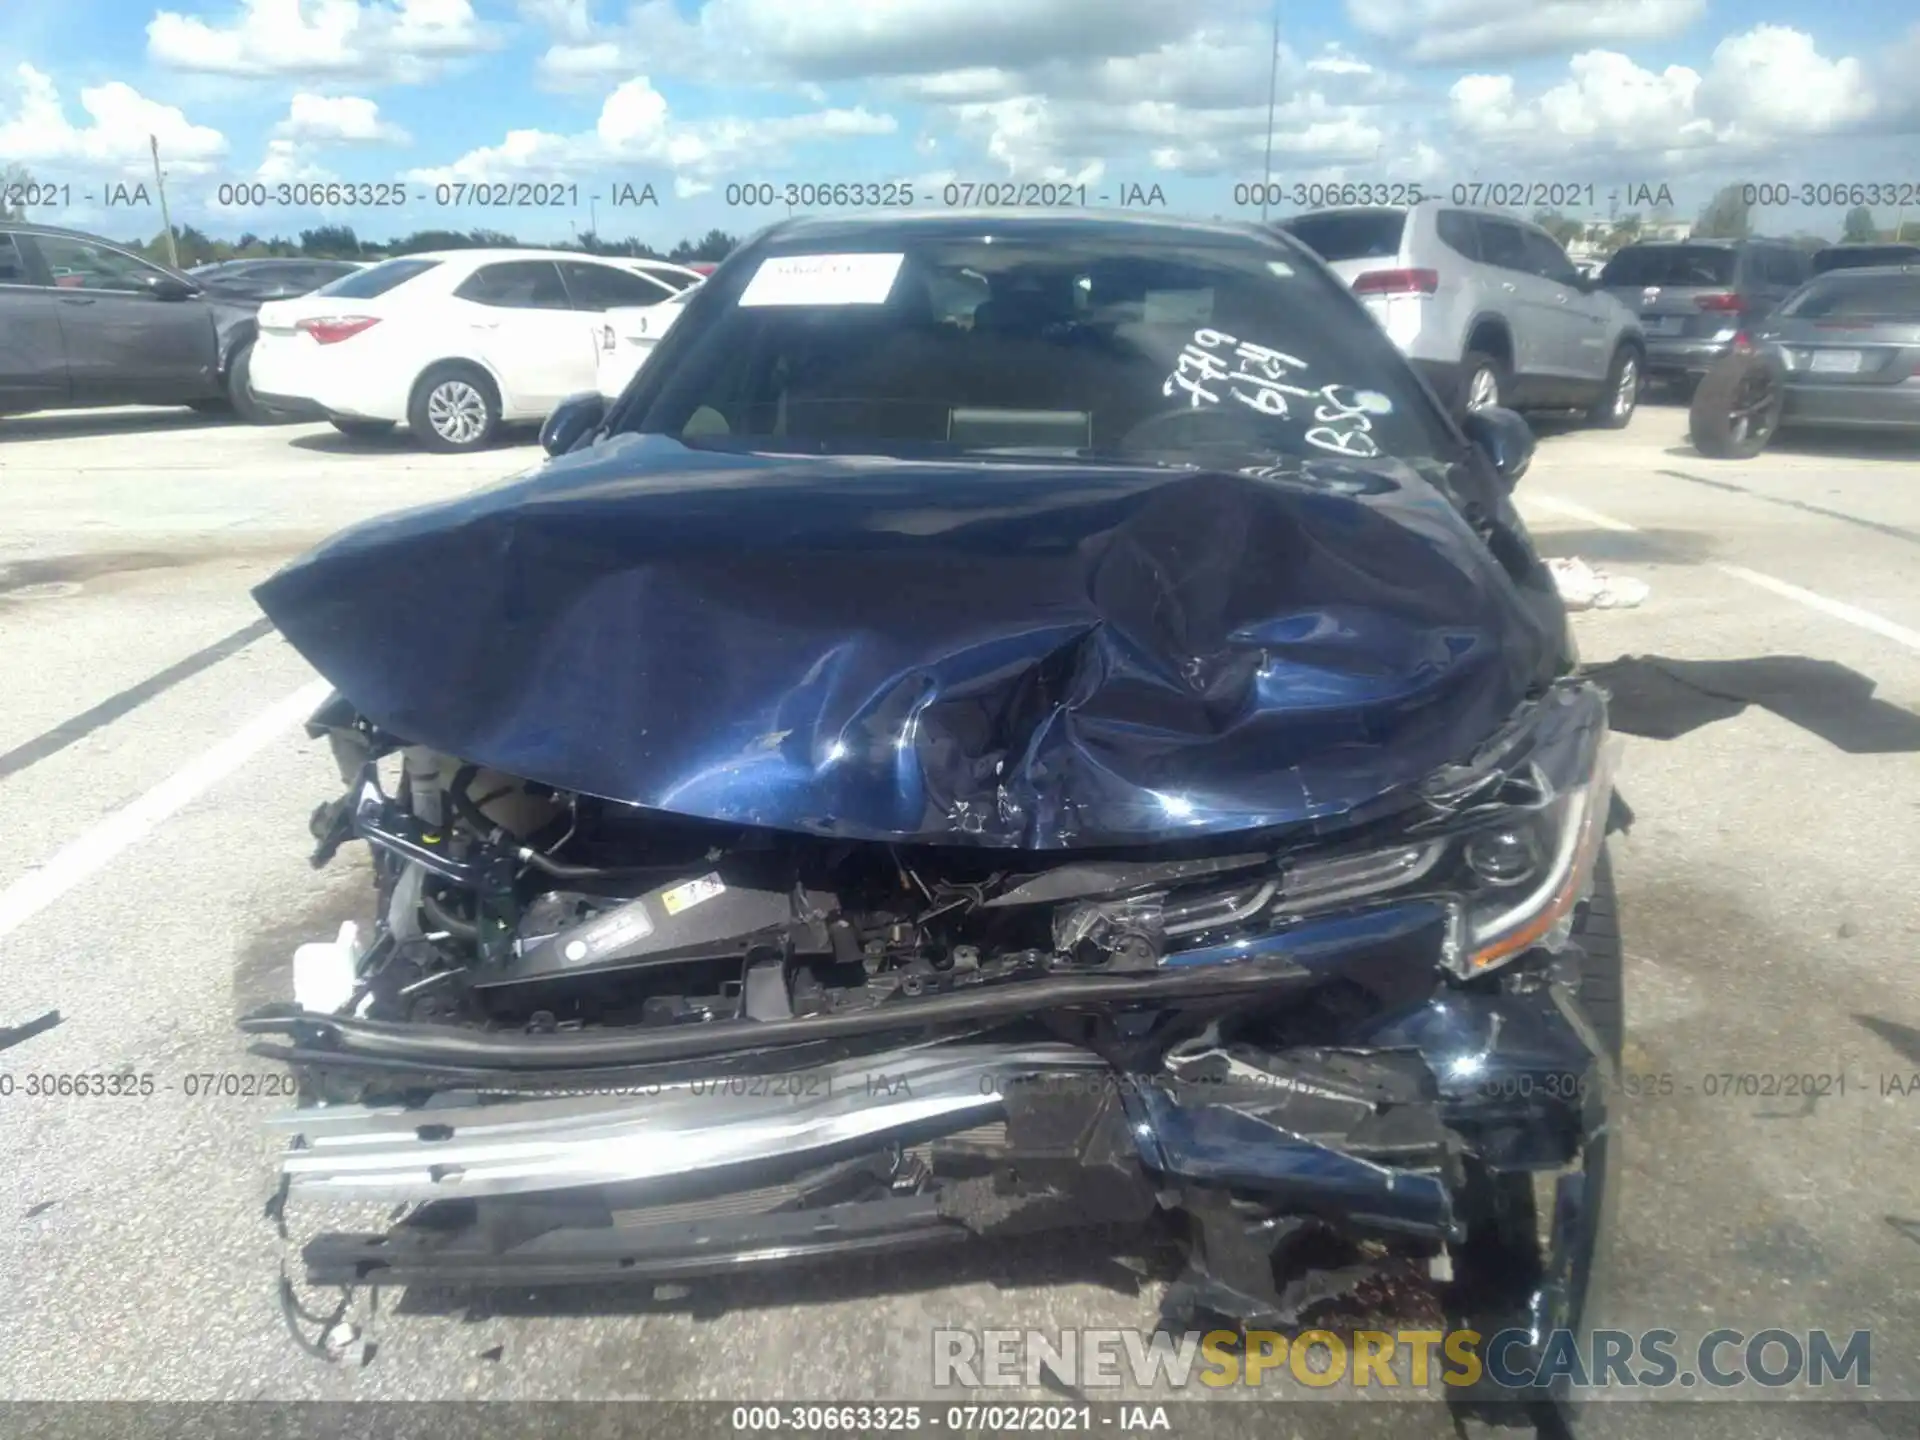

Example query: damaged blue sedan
[243,211,1623,1366]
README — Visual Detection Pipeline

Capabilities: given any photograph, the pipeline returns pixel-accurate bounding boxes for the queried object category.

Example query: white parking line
[0,678,334,946]
[1716,565,1920,653]
[1523,494,1640,533]
[1525,491,1920,656]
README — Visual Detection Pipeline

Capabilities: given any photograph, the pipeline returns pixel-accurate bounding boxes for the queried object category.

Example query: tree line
[0,165,740,266]
[122,222,744,268]
[1530,184,1919,255]
[8,162,1918,266]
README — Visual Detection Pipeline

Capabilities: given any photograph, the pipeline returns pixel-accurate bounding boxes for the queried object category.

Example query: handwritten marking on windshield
[1161,329,1385,458]
[1305,384,1382,458]
[1163,328,1315,415]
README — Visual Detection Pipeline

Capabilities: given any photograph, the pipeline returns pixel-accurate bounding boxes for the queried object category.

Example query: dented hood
[254,436,1562,848]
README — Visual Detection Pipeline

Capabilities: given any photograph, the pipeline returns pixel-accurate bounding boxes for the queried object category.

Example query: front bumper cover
[270,960,1612,1341]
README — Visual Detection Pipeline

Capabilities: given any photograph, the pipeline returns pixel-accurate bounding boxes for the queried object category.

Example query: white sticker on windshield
[739,253,905,307]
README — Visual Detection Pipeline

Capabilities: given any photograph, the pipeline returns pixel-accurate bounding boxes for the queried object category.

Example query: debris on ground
[1548,556,1650,610]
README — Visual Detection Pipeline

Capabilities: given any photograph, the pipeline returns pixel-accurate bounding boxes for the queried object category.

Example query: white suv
[1278,202,1645,428]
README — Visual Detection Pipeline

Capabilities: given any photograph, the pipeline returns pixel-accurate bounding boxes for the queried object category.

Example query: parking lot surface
[0,403,1915,1435]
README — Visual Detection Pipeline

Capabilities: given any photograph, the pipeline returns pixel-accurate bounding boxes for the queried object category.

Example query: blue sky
[3,0,1918,248]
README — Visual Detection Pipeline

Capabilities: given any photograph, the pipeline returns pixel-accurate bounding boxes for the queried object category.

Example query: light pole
[1261,0,1281,221]
[150,135,179,269]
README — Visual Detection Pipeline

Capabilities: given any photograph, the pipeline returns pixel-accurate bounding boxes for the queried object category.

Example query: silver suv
[1277,202,1645,427]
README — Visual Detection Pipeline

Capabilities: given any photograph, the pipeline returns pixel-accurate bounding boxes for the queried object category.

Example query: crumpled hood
[254,436,1562,848]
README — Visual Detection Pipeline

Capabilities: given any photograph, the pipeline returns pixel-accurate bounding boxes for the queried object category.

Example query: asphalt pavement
[0,401,1915,1437]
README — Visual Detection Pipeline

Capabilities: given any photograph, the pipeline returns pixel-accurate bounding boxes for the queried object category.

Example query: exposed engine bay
[289,679,1612,1052]
[249,676,1622,1362]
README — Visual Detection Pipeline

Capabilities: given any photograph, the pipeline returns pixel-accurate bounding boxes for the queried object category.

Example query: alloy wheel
[1467,365,1499,411]
[1727,369,1779,447]
[427,381,488,446]
[1612,358,1639,419]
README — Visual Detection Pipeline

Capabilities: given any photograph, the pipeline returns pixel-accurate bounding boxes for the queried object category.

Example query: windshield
[1778,272,1920,319]
[1277,210,1407,262]
[314,257,440,298]
[1811,246,1920,274]
[617,235,1450,466]
[1600,245,1736,287]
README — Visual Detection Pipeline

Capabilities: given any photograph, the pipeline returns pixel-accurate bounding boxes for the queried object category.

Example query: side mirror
[1462,405,1535,491]
[134,272,200,301]
[540,392,607,457]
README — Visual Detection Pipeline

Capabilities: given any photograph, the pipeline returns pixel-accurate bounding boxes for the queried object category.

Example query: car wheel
[330,418,395,440]
[1688,350,1782,460]
[1460,351,1506,415]
[225,342,296,426]
[1587,346,1641,430]
[409,364,501,453]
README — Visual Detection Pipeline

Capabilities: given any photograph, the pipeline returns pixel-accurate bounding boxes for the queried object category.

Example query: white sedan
[248,249,693,451]
[595,281,701,398]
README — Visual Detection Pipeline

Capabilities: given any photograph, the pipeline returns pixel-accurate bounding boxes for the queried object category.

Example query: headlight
[1271,680,1618,980]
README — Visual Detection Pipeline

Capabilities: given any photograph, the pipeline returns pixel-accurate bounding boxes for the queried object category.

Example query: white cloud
[1447,25,1880,168]
[697,0,1202,80]
[1348,0,1705,65]
[509,6,1409,181]
[274,92,409,143]
[517,0,593,44]
[406,76,898,185]
[1694,25,1875,140]
[148,0,495,82]
[256,136,333,182]
[0,63,228,174]
[536,41,628,86]
[882,21,1405,181]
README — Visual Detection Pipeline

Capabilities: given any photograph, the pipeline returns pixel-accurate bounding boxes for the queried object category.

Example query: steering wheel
[1117,404,1278,451]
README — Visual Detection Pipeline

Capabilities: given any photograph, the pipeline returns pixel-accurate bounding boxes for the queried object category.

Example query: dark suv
[0,221,277,421]
[1598,237,1811,388]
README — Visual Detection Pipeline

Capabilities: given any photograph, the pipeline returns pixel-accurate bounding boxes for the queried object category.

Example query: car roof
[1613,236,1793,249]
[0,219,139,244]
[1806,262,1920,276]
[759,208,1277,248]
[382,247,624,264]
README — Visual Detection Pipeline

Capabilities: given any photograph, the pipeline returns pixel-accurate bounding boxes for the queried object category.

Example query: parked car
[594,281,701,397]
[1276,201,1644,427]
[1597,237,1810,390]
[186,258,366,300]
[0,220,293,422]
[249,211,1621,1376]
[247,249,704,451]
[1691,264,1920,458]
[611,257,706,294]
[1810,242,1920,276]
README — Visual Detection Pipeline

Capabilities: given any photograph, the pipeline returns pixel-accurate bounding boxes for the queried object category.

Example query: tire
[329,418,395,439]
[408,363,501,453]
[1688,350,1782,459]
[1586,345,1641,430]
[225,341,296,425]
[1459,349,1506,416]
[1571,848,1624,1060]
